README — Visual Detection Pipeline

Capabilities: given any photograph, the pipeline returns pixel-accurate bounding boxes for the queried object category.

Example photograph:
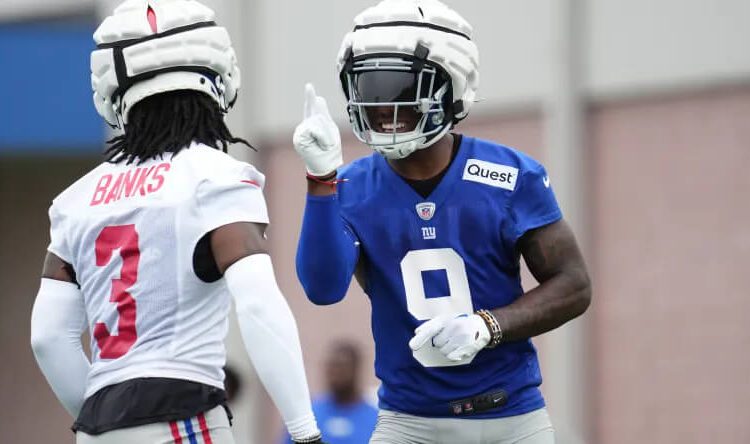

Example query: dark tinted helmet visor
[353,71,421,103]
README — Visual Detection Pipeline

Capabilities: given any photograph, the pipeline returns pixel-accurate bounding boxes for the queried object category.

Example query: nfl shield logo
[416,202,436,221]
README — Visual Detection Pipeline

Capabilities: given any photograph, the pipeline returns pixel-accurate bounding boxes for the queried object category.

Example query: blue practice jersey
[282,396,378,444]
[336,135,563,419]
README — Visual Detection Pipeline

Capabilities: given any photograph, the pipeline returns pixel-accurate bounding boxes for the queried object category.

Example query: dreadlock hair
[105,89,254,164]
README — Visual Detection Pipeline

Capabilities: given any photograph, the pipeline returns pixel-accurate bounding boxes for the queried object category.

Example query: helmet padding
[91,0,240,127]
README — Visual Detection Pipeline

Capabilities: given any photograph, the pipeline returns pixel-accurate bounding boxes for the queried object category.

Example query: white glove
[408,313,491,362]
[292,83,343,177]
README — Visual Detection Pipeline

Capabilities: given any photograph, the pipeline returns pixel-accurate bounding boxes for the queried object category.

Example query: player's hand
[409,314,491,362]
[293,83,343,177]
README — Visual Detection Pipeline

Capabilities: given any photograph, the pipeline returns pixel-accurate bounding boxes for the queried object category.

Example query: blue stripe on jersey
[183,418,198,444]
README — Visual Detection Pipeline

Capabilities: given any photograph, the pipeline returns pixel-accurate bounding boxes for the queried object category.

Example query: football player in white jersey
[29,1,323,443]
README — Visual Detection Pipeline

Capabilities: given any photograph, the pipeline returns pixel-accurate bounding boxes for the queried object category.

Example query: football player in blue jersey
[292,1,591,443]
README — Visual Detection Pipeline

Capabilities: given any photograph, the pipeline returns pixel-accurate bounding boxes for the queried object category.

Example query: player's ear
[209,222,269,275]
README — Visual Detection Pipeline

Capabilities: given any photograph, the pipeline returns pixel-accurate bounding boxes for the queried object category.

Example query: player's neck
[387,133,454,181]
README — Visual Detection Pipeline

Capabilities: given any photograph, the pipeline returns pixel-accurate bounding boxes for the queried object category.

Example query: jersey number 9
[401,248,475,367]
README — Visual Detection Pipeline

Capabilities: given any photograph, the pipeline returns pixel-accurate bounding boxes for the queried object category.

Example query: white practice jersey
[47,143,269,397]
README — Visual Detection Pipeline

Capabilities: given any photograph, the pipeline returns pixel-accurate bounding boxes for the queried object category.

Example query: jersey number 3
[94,225,139,359]
[401,248,474,367]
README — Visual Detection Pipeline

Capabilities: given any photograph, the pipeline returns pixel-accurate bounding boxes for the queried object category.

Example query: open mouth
[365,105,420,134]
[381,121,408,132]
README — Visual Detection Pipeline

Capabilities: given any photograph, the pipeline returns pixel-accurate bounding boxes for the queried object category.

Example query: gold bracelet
[476,309,503,348]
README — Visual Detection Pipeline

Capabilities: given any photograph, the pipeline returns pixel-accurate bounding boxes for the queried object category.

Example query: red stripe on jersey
[169,421,183,444]
[241,180,260,187]
[147,6,158,33]
[197,413,213,444]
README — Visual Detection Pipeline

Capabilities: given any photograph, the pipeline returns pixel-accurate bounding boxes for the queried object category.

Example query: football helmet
[91,0,240,127]
[337,0,479,159]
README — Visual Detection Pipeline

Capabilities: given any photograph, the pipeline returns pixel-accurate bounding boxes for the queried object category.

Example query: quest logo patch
[462,159,519,191]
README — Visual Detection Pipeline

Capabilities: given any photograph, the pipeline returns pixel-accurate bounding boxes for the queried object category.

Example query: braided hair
[105,90,253,164]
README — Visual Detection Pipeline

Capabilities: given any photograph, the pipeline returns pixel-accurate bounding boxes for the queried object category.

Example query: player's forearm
[296,193,358,305]
[30,278,91,418]
[490,270,591,342]
[31,336,90,417]
[491,219,591,342]
[225,255,321,442]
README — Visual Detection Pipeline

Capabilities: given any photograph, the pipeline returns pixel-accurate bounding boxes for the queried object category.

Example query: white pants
[370,407,554,444]
[76,405,234,444]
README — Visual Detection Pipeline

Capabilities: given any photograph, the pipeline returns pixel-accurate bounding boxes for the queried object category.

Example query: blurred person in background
[294,1,591,443]
[29,0,322,443]
[282,342,378,444]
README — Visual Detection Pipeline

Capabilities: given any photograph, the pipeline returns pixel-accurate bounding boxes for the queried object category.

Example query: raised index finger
[304,83,317,119]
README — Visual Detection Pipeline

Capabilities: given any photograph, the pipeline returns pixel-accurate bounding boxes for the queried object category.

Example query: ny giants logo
[421,227,436,240]
[90,163,171,206]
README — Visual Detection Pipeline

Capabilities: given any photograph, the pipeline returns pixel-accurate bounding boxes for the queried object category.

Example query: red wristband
[306,172,347,189]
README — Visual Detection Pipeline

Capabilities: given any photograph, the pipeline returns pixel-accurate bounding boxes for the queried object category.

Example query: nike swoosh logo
[542,176,550,188]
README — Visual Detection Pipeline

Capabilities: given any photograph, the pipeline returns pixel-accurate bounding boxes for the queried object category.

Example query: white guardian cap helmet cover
[337,0,479,159]
[91,0,241,127]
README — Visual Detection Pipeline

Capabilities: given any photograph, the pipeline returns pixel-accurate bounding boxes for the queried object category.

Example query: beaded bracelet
[475,309,503,348]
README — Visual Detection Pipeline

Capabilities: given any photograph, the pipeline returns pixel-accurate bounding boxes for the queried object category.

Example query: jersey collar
[375,134,472,212]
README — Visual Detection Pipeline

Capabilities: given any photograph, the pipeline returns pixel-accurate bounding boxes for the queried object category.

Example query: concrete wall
[14,0,748,131]
[252,0,750,132]
[587,0,750,98]
[252,0,554,132]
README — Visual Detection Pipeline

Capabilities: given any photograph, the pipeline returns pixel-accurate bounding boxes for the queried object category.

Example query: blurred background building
[1,1,749,443]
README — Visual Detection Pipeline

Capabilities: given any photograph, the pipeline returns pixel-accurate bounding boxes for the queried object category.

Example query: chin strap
[451,100,465,124]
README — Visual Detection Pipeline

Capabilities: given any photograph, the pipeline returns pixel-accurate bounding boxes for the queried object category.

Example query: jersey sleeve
[505,163,563,243]
[47,203,73,263]
[196,162,270,234]
[296,194,360,305]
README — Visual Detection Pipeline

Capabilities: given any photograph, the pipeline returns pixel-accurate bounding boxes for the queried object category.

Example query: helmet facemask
[341,52,454,159]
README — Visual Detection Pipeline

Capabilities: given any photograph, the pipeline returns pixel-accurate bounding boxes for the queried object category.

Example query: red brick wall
[590,87,750,444]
